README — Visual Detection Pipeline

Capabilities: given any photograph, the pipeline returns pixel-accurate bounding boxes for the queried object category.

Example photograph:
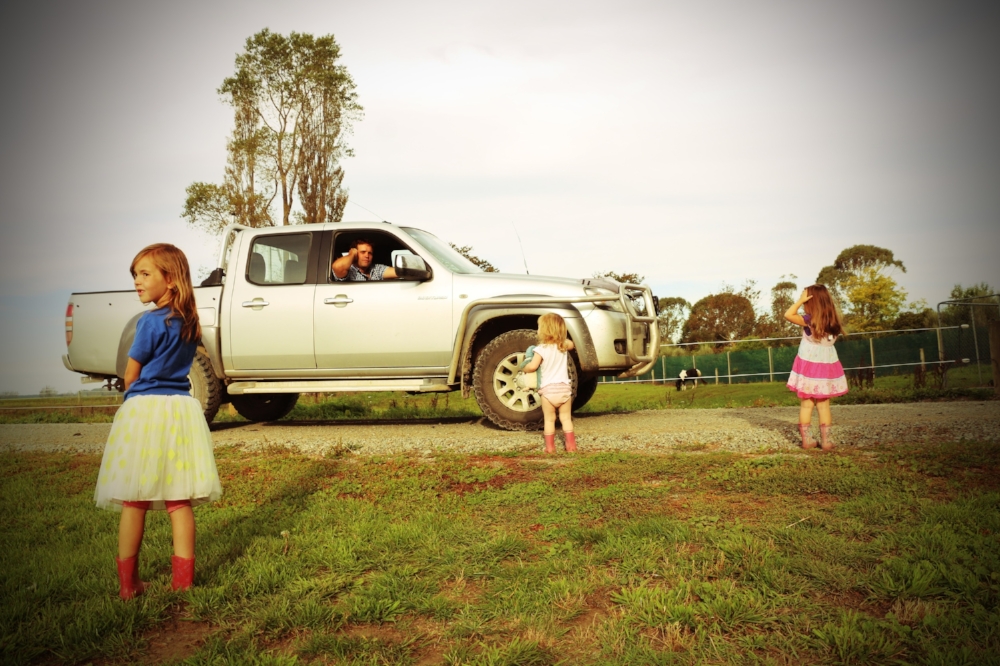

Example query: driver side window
[330,231,412,282]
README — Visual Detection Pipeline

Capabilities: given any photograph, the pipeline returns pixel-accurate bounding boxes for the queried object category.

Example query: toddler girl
[784,284,848,450]
[521,313,577,453]
[95,243,222,599]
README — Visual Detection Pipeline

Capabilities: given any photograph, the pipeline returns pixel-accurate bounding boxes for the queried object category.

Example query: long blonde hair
[130,243,201,343]
[537,313,572,351]
[803,284,843,339]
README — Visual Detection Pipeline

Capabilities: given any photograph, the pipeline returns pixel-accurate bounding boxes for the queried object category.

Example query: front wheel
[229,393,299,422]
[188,348,222,423]
[472,329,577,431]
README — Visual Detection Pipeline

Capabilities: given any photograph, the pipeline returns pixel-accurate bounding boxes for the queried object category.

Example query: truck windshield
[400,228,485,274]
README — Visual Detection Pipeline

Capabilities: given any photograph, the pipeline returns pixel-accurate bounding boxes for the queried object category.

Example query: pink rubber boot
[798,424,817,449]
[820,424,834,451]
[115,555,149,600]
[564,432,577,452]
[544,434,556,454]
[171,556,195,591]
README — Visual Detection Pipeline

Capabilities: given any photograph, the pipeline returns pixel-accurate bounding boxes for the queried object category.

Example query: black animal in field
[675,368,702,391]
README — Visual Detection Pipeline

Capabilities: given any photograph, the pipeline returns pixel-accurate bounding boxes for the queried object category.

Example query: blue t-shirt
[124,307,197,401]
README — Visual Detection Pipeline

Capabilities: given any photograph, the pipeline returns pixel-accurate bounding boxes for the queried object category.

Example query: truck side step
[227,379,454,395]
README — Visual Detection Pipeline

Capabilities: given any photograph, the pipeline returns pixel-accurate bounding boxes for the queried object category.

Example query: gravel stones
[2,401,998,457]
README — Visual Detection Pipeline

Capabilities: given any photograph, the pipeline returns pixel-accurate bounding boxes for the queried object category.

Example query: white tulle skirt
[94,395,222,512]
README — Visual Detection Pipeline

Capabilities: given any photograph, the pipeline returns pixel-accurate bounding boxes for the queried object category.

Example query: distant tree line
[653,245,996,347]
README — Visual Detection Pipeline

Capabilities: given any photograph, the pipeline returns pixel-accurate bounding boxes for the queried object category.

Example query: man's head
[351,238,374,270]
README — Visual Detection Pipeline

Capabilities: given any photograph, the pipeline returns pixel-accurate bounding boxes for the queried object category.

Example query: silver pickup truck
[63,222,659,430]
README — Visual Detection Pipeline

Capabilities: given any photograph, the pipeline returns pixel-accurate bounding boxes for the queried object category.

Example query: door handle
[324,296,354,307]
[242,299,270,309]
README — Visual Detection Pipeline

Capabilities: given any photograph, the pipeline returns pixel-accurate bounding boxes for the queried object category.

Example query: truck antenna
[511,221,530,274]
[347,199,386,222]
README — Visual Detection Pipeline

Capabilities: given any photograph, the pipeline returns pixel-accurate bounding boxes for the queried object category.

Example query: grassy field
[0,378,994,425]
[2,441,999,664]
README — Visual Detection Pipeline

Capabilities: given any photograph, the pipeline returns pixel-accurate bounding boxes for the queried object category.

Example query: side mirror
[394,253,432,281]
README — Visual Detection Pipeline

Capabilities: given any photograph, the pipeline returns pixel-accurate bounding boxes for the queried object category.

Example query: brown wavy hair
[130,243,201,343]
[803,284,843,339]
[537,313,572,351]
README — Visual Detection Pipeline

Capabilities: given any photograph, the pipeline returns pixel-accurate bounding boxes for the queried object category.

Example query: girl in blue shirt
[95,244,222,599]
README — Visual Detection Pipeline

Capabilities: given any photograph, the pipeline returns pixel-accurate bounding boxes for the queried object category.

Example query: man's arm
[332,248,357,279]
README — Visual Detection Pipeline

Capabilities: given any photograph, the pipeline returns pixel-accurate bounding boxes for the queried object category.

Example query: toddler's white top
[534,343,570,388]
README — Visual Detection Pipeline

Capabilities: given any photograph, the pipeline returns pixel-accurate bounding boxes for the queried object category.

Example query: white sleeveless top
[534,343,570,388]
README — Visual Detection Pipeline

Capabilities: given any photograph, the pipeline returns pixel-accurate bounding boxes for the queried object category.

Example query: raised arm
[784,289,812,327]
[332,248,357,279]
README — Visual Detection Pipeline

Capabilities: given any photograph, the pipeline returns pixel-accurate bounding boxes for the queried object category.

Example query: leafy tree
[449,244,498,273]
[893,308,937,330]
[757,277,798,339]
[816,245,908,332]
[593,271,645,285]
[655,296,691,344]
[816,244,905,304]
[39,386,58,398]
[940,282,999,327]
[681,283,761,347]
[842,267,908,331]
[184,29,361,233]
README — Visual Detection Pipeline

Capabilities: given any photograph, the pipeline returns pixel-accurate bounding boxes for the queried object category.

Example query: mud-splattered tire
[572,375,599,411]
[473,329,578,431]
[188,348,222,423]
[229,393,299,422]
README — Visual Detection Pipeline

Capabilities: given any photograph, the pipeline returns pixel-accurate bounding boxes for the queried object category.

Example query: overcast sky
[1,0,998,394]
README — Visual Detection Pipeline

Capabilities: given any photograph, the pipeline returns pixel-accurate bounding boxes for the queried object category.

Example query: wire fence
[601,324,995,389]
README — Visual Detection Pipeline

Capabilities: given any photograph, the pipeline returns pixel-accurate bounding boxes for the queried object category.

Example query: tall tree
[816,245,908,332]
[656,296,691,344]
[761,277,798,339]
[842,267,908,331]
[183,29,361,233]
[815,244,905,303]
[681,282,761,347]
[940,282,999,328]
[450,244,498,273]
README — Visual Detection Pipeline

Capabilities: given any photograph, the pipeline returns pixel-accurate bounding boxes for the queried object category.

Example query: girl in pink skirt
[784,284,848,450]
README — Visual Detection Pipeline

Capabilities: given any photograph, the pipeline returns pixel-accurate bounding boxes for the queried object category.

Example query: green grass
[2,377,994,424]
[2,442,1000,664]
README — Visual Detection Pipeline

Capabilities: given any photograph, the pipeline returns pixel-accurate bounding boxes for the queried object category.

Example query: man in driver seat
[332,238,398,281]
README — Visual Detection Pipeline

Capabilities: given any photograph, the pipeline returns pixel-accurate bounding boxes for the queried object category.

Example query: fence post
[971,305,982,385]
[727,352,731,385]
[661,357,665,386]
[715,367,719,385]
[768,347,774,382]
[869,337,876,369]
[919,348,925,372]
[936,327,944,363]
[990,321,1000,397]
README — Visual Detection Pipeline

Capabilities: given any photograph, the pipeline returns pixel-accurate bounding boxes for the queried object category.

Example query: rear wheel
[472,329,578,431]
[188,348,222,423]
[229,393,299,422]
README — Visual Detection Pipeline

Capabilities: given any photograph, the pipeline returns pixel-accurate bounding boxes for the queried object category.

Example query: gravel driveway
[3,401,998,457]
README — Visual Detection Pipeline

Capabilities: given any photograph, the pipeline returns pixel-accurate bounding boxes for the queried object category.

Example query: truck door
[313,230,453,371]
[227,231,317,370]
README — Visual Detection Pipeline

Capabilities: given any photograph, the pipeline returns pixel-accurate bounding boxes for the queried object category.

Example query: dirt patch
[441,459,536,495]
[438,575,483,605]
[140,609,214,665]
